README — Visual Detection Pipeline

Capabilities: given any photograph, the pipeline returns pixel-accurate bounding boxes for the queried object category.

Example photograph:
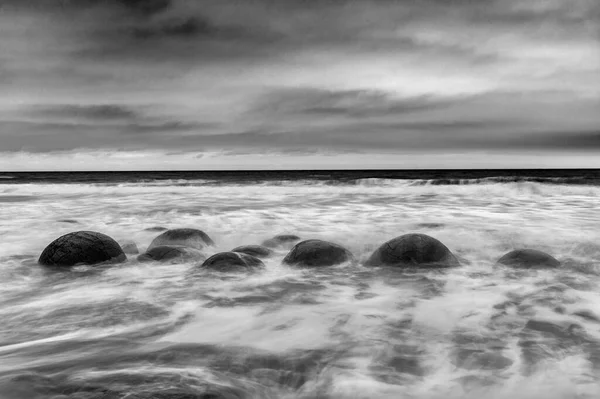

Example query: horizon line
[3,168,600,173]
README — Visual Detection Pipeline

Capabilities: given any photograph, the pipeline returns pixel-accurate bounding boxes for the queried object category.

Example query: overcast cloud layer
[1,0,599,169]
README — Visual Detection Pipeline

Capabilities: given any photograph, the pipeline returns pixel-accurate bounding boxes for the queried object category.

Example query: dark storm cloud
[0,118,213,152]
[248,88,473,118]
[33,105,140,121]
[1,0,599,160]
[183,126,600,153]
[4,0,571,62]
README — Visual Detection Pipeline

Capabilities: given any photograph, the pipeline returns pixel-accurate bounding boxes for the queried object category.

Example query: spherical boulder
[496,249,560,268]
[137,245,205,263]
[200,252,265,272]
[365,233,459,268]
[120,240,139,255]
[148,228,214,251]
[261,234,301,249]
[38,231,127,267]
[231,245,273,258]
[283,239,353,267]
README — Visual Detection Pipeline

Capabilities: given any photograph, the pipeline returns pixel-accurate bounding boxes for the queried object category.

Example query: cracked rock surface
[365,233,459,268]
[38,231,126,267]
[283,239,353,267]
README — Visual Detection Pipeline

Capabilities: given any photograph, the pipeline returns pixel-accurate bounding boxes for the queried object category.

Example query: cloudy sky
[0,0,599,170]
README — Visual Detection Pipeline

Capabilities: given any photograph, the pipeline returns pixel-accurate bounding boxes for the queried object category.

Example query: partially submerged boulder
[365,233,459,268]
[148,228,214,251]
[200,252,264,272]
[38,231,126,267]
[120,240,139,255]
[283,239,353,267]
[144,226,168,232]
[262,234,301,249]
[137,245,205,263]
[231,245,273,258]
[496,249,560,268]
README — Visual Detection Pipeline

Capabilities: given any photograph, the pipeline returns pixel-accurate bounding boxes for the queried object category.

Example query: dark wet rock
[231,245,273,258]
[261,234,301,249]
[365,233,459,268]
[148,228,214,251]
[38,231,126,267]
[200,252,264,272]
[414,223,445,229]
[120,240,139,255]
[497,249,560,268]
[138,245,205,263]
[144,226,168,232]
[282,239,353,267]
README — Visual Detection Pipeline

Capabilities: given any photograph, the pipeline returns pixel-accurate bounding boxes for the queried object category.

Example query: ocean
[1,169,600,399]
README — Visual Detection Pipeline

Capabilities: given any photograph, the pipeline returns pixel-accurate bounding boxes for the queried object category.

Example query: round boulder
[200,252,265,272]
[365,233,459,268]
[231,245,273,258]
[148,228,214,251]
[496,249,560,268]
[283,239,353,267]
[120,240,139,255]
[38,231,126,267]
[262,234,301,249]
[137,245,205,263]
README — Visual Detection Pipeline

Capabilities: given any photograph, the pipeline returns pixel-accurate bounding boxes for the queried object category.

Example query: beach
[1,170,600,398]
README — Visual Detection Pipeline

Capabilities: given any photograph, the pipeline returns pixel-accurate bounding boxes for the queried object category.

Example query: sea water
[0,170,600,399]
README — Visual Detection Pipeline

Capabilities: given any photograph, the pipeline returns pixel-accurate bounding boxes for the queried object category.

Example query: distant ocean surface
[2,168,600,185]
[1,169,600,399]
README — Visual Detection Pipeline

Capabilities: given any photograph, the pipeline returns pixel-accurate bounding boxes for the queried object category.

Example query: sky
[0,0,599,170]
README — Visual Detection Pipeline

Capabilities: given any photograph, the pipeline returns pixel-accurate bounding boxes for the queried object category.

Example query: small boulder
[120,240,139,255]
[38,231,126,267]
[200,252,264,272]
[144,226,168,232]
[137,245,205,263]
[148,228,214,251]
[262,234,301,249]
[365,233,459,267]
[496,249,560,268]
[231,245,273,258]
[283,239,353,267]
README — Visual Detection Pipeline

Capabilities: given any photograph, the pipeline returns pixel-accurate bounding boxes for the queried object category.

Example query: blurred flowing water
[1,170,600,399]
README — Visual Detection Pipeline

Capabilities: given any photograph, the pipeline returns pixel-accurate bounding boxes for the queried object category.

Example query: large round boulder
[496,249,560,268]
[148,228,214,251]
[137,245,205,264]
[231,245,273,258]
[200,252,265,272]
[38,231,126,267]
[365,233,459,268]
[262,234,301,249]
[283,239,353,267]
